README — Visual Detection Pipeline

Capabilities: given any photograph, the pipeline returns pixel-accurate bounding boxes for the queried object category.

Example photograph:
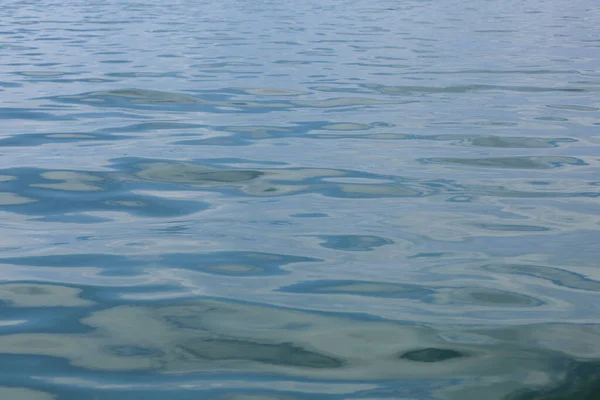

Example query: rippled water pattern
[1,0,600,399]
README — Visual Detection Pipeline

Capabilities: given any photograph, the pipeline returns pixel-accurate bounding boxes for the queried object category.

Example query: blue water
[1,0,600,399]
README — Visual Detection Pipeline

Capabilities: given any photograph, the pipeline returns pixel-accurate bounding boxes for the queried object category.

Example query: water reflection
[0,297,597,399]
[399,348,468,363]
[179,338,344,369]
[2,0,600,398]
[133,162,265,185]
[0,251,318,277]
[508,360,600,400]
[316,235,394,251]
[47,88,394,113]
[0,387,54,400]
[117,158,453,199]
[483,264,600,292]
[440,287,544,307]
[0,283,91,308]
[0,166,207,218]
[173,125,577,150]
[278,280,434,299]
[421,156,586,170]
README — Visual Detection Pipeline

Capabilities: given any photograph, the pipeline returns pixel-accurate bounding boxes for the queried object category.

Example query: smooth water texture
[1,0,600,399]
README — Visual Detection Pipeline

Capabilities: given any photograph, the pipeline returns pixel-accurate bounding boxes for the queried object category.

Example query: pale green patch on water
[0,387,55,400]
[0,192,37,205]
[31,171,105,192]
[0,283,92,307]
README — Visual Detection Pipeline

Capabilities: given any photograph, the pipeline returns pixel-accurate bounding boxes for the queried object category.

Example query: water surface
[1,0,600,399]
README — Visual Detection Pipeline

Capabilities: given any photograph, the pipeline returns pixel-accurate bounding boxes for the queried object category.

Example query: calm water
[1,0,600,399]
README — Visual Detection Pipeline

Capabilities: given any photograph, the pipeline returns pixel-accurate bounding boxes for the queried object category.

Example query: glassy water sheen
[1,0,600,399]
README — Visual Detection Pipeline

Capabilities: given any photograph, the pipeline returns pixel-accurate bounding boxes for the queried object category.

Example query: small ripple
[292,97,393,108]
[104,72,180,78]
[509,359,600,400]
[0,297,586,385]
[535,116,570,121]
[320,122,373,131]
[238,88,309,96]
[0,167,207,217]
[31,171,105,192]
[133,162,264,185]
[483,264,600,292]
[290,213,329,218]
[420,156,586,169]
[0,132,118,148]
[470,223,551,232]
[0,192,37,205]
[219,393,300,400]
[180,338,344,369]
[14,71,76,77]
[462,135,576,149]
[0,108,73,121]
[0,81,22,88]
[175,125,576,149]
[367,134,576,149]
[316,235,393,251]
[362,83,587,94]
[441,287,544,307]
[0,251,319,277]
[547,104,599,112]
[46,88,297,113]
[0,283,92,307]
[278,280,433,299]
[117,158,452,199]
[0,387,54,400]
[161,251,321,276]
[334,183,427,198]
[105,345,164,358]
[399,348,469,362]
[94,88,202,103]
[33,214,111,224]
[100,121,204,134]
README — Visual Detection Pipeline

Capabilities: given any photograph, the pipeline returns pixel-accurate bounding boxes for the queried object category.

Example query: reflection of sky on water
[0,294,599,399]
[1,0,600,398]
